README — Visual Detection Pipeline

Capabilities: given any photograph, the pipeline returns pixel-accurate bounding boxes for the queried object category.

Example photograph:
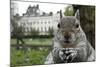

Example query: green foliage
[11,16,25,37]
[48,27,54,36]
[64,6,74,16]
[30,28,39,36]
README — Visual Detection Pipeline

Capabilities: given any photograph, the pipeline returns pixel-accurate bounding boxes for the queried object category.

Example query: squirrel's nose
[64,33,71,40]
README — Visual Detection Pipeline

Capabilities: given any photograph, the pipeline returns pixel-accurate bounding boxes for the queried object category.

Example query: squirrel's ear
[75,10,80,20]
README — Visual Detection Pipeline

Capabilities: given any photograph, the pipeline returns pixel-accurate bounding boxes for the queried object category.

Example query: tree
[64,6,74,16]
[11,15,24,37]
[72,5,95,49]
[11,15,25,44]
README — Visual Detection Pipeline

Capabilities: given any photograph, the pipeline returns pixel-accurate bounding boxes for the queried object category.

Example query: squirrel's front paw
[59,48,77,63]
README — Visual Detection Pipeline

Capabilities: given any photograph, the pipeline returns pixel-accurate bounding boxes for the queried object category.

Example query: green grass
[11,47,50,66]
[11,38,52,45]
[10,38,52,66]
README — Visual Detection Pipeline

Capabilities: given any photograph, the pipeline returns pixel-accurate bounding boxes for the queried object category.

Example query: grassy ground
[11,47,51,67]
[11,38,52,45]
[10,38,52,66]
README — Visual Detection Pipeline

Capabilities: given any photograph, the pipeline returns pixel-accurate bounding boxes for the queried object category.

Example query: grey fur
[45,10,95,64]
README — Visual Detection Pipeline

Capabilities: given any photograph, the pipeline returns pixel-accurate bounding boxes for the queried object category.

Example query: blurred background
[10,0,95,66]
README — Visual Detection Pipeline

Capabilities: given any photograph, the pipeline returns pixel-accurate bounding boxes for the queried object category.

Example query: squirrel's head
[57,10,82,46]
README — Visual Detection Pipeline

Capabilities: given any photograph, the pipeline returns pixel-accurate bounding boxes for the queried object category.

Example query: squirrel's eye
[58,23,60,28]
[75,24,79,28]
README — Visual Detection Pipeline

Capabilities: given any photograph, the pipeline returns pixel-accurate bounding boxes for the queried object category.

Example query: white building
[16,5,60,35]
[18,14,60,35]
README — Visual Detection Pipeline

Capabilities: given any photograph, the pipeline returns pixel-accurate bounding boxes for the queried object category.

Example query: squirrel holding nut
[45,10,95,64]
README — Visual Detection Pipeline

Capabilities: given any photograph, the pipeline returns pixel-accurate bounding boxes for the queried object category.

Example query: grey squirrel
[45,10,95,64]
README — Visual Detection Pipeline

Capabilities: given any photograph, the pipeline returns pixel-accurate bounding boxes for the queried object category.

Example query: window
[45,21,47,24]
[48,21,50,24]
[23,22,25,26]
[21,23,23,26]
[45,27,47,32]
[25,27,28,32]
[30,22,32,25]
[37,27,39,31]
[41,27,43,32]
[25,22,26,26]
[41,21,43,24]
[27,22,28,25]
[37,21,39,24]
[33,22,35,24]
[28,27,30,32]
[30,27,32,31]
